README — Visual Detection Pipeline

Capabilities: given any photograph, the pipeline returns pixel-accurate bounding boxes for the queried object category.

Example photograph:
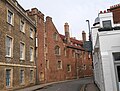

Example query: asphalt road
[34,77,92,91]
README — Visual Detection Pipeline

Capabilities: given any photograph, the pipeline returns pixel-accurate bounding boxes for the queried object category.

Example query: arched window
[55,46,60,55]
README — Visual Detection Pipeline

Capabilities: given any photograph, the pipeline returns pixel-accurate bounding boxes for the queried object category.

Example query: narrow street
[33,77,93,91]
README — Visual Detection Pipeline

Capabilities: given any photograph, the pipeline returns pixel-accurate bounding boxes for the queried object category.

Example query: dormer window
[102,20,112,28]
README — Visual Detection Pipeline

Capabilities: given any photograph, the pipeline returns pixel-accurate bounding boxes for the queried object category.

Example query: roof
[59,34,84,50]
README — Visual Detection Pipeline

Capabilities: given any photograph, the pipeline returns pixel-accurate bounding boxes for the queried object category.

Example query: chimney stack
[82,31,86,42]
[64,23,70,43]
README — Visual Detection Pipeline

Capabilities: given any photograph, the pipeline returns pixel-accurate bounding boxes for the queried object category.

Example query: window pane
[6,69,11,86]
[20,21,24,32]
[6,36,12,56]
[20,70,24,83]
[8,10,13,24]
[103,20,112,28]
[113,52,120,61]
[30,70,33,81]
[30,47,33,61]
[20,43,25,59]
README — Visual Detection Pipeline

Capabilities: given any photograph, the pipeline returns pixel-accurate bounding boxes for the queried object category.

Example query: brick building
[0,1,93,90]
[0,0,36,90]
[27,8,93,84]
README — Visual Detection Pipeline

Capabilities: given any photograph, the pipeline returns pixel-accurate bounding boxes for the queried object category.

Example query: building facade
[92,4,120,91]
[0,0,93,90]
[0,0,36,90]
[27,8,93,84]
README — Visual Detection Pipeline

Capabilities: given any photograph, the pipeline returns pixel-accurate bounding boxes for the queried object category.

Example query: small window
[6,36,13,57]
[53,32,58,41]
[20,70,24,84]
[20,42,25,60]
[6,69,11,87]
[46,60,49,69]
[57,61,62,69]
[67,64,71,72]
[72,50,75,58]
[64,48,67,56]
[30,28,34,38]
[113,52,120,61]
[55,46,60,55]
[7,10,14,25]
[30,70,34,82]
[20,20,25,33]
[30,47,34,62]
[102,20,112,28]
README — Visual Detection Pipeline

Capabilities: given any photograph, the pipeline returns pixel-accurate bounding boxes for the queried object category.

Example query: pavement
[15,80,73,91]
[16,77,100,91]
[84,83,100,91]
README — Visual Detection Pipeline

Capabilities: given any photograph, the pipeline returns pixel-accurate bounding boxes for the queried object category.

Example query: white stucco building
[92,8,120,91]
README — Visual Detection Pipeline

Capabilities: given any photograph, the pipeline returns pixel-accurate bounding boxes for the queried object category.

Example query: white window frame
[20,70,24,84]
[30,47,34,62]
[7,9,14,25]
[20,42,25,60]
[5,68,13,88]
[30,69,34,83]
[5,35,13,57]
[20,20,25,33]
[30,28,34,39]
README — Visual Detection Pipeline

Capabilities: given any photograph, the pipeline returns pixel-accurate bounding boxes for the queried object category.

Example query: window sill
[20,58,25,61]
[20,30,25,34]
[7,22,14,27]
[5,55,12,58]
[30,60,34,63]
[30,36,34,39]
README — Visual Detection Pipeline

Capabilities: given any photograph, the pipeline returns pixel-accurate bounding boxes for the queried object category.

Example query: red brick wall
[28,8,93,84]
[110,6,120,24]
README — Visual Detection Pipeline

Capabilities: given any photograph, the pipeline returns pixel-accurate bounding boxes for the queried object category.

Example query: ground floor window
[57,61,62,69]
[6,69,11,87]
[67,64,71,72]
[20,70,24,84]
[30,70,34,82]
[40,72,44,81]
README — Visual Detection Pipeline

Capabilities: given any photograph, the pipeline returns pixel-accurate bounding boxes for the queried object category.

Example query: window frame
[7,9,14,25]
[5,68,13,88]
[20,70,24,84]
[5,35,13,58]
[30,47,34,62]
[46,60,49,69]
[102,20,112,28]
[53,32,58,41]
[30,28,34,39]
[30,70,34,83]
[55,46,61,55]
[57,60,62,69]
[67,64,71,72]
[20,19,25,33]
[20,42,25,60]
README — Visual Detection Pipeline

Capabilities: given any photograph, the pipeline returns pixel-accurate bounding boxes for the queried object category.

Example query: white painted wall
[92,11,120,91]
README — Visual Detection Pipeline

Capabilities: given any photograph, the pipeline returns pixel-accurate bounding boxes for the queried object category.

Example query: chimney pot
[82,31,86,42]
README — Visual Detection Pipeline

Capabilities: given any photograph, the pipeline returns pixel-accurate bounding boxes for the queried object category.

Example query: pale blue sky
[18,0,119,40]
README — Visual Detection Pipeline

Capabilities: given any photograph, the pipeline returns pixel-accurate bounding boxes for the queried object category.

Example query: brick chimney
[64,23,70,43]
[82,31,86,42]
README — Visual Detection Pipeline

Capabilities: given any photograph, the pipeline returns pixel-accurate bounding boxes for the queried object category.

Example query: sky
[18,0,119,40]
